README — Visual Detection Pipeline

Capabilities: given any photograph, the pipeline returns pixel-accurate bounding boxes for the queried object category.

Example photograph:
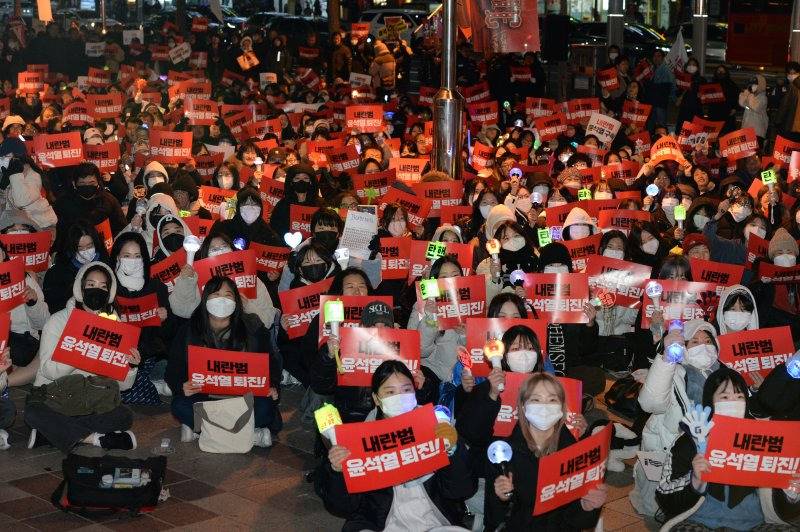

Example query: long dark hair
[328,267,374,295]
[190,276,249,351]
[488,292,528,318]
[430,256,462,279]
[701,366,750,418]
[371,359,415,395]
[57,220,107,263]
[501,325,544,372]
[110,231,151,278]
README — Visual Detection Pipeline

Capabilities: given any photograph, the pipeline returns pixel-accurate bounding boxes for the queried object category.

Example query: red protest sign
[94,219,113,253]
[378,188,432,227]
[352,169,396,203]
[544,200,619,234]
[629,131,652,155]
[621,100,651,129]
[534,424,612,515]
[415,275,486,329]
[650,135,686,165]
[33,132,83,168]
[149,130,192,164]
[597,67,620,91]
[440,205,473,224]
[0,312,9,352]
[194,250,257,299]
[640,279,721,328]
[525,97,557,120]
[63,102,93,126]
[379,237,412,280]
[522,273,590,324]
[389,157,428,185]
[337,327,420,386]
[182,216,213,242]
[689,258,744,286]
[328,145,361,174]
[534,113,568,142]
[466,100,499,125]
[0,259,25,313]
[773,135,800,168]
[494,374,582,438]
[757,262,800,284]
[191,16,208,32]
[288,204,319,239]
[335,404,449,493]
[412,181,464,217]
[249,243,290,274]
[408,241,473,279]
[278,278,334,339]
[187,345,270,396]
[85,93,122,121]
[633,59,654,82]
[718,326,794,385]
[584,255,651,308]
[0,232,50,272]
[194,153,223,182]
[185,98,218,126]
[84,142,120,174]
[462,80,491,103]
[345,104,384,133]
[703,416,800,488]
[223,110,253,142]
[17,71,43,93]
[675,69,692,91]
[719,128,758,161]
[150,248,187,293]
[318,295,394,347]
[678,121,708,153]
[698,83,725,104]
[0,98,9,121]
[464,318,547,378]
[86,67,111,88]
[259,178,285,213]
[199,185,237,210]
[115,293,161,327]
[563,98,600,125]
[746,233,769,269]
[600,160,640,186]
[562,233,602,272]
[596,209,653,233]
[691,116,725,141]
[51,309,140,381]
[350,22,371,39]
[471,141,495,169]
[510,65,533,83]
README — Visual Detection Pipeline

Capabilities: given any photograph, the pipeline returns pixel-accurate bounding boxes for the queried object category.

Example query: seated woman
[657,367,800,531]
[485,372,606,530]
[165,276,282,447]
[316,360,476,531]
[25,262,140,452]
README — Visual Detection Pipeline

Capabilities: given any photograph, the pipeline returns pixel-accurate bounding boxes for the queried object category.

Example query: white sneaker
[0,429,9,450]
[27,428,38,449]
[252,428,272,448]
[607,448,628,472]
[180,424,198,443]
[152,379,172,397]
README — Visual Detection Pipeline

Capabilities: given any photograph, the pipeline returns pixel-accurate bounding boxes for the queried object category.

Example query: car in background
[188,4,247,29]
[265,15,329,47]
[246,11,286,30]
[570,21,686,64]
[357,8,427,42]
[668,21,727,64]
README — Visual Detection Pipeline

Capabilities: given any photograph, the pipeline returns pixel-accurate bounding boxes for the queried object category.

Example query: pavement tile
[164,479,223,502]
[0,495,55,519]
[147,501,218,527]
[10,473,62,497]
[20,510,92,531]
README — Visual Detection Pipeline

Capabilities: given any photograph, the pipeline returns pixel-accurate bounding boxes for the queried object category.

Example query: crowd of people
[0,12,798,532]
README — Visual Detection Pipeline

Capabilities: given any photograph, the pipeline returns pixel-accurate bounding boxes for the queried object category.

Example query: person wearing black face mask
[54,162,126,238]
[152,215,189,263]
[269,164,320,239]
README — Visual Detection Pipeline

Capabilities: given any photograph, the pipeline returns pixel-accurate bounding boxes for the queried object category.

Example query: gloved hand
[682,403,714,454]
[435,422,458,456]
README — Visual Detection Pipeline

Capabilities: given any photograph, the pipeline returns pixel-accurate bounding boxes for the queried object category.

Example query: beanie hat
[360,301,394,327]
[683,233,709,256]
[768,227,799,260]
[538,242,572,271]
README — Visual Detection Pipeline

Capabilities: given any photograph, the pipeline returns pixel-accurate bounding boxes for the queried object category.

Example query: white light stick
[484,339,506,392]
[646,281,663,311]
[183,235,201,266]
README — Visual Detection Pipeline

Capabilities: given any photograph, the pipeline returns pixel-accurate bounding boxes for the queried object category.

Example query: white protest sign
[85,42,105,57]
[585,112,621,150]
[123,29,144,45]
[169,42,192,64]
[339,210,378,259]
[348,72,372,88]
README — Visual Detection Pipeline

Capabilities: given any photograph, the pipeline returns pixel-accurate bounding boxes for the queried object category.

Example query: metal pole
[692,0,708,74]
[431,0,463,177]
[100,0,107,34]
[607,0,623,48]
[137,0,143,26]
[791,0,800,61]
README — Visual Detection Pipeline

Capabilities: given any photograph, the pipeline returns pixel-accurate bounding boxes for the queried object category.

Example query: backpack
[28,374,120,417]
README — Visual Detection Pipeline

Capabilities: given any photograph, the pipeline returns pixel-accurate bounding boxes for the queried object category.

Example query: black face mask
[314,231,338,251]
[293,180,310,194]
[83,287,109,311]
[77,184,99,199]
[301,263,328,283]
[162,233,184,252]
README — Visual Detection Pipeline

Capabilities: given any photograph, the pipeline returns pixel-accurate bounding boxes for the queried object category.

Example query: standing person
[675,58,705,134]
[777,61,800,140]
[369,40,396,98]
[648,50,675,131]
[740,75,769,142]
[707,65,740,134]
[329,32,351,82]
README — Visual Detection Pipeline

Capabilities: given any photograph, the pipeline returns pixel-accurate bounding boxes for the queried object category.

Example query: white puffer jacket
[6,164,57,230]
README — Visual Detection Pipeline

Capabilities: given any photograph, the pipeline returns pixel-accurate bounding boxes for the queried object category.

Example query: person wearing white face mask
[657,367,800,531]
[165,276,282,448]
[675,58,704,135]
[596,231,641,337]
[477,222,538,299]
[716,285,759,334]
[561,206,597,241]
[777,62,800,136]
[768,227,799,268]
[321,361,475,532]
[633,320,720,516]
[486,373,606,530]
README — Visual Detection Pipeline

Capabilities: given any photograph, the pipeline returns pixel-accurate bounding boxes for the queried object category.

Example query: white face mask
[795,210,800,225]
[515,197,532,213]
[479,204,493,218]
[219,174,234,190]
[206,296,236,318]
[774,253,797,267]
[240,205,261,225]
[5,229,27,234]
[744,224,766,241]
[641,239,659,255]
[682,198,694,210]
[506,350,538,373]
[388,220,406,237]
[594,191,613,200]
[543,264,569,274]
[533,185,549,197]
[662,197,679,209]
[76,247,96,264]
[380,392,417,417]
[608,52,618,61]
[713,400,746,419]
[502,235,526,252]
[524,402,563,431]
[603,248,625,260]
[693,214,710,230]
[117,257,144,277]
[208,244,232,257]
[147,176,164,189]
[723,310,751,331]
[569,225,591,240]
[685,343,718,370]
[686,65,698,74]
[729,204,752,223]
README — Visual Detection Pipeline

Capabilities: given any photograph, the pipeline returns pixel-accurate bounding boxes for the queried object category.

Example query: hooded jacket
[269,164,320,238]
[715,284,759,334]
[54,179,127,237]
[368,41,396,89]
[153,213,190,263]
[739,74,768,137]
[4,162,57,229]
[561,206,598,240]
[34,261,138,391]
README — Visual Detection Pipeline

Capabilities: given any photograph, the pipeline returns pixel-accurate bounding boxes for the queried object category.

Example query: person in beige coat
[739,74,768,139]
[369,41,396,91]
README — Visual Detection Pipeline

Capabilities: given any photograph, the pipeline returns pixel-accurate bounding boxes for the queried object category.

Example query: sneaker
[27,428,49,449]
[180,424,198,443]
[0,429,9,450]
[151,379,172,397]
[252,427,272,448]
[98,431,137,451]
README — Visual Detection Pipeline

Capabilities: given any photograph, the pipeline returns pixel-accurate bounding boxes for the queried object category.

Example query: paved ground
[0,382,657,531]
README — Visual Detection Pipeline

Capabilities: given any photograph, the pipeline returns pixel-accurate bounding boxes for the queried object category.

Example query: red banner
[194,250,257,299]
[408,241,473,279]
[757,262,800,284]
[33,132,83,168]
[379,237,412,280]
[718,326,794,385]
[288,204,319,240]
[84,142,120,173]
[494,374,582,438]
[378,188,432,227]
[63,102,93,126]
[462,80,491,103]
[185,98,218,126]
[337,327,420,386]
[533,424,612,515]
[600,160,640,186]
[597,67,620,91]
[249,243,290,274]
[440,205,473,224]
[703,416,800,488]
[719,128,759,161]
[150,248,186,293]
[278,278,334,339]
[51,309,141,381]
[415,275,486,329]
[335,404,449,493]
[466,101,499,125]
[650,135,686,165]
[352,169,396,203]
[584,255,651,309]
[564,98,601,125]
[689,258,744,286]
[115,293,161,327]
[187,344,270,397]
[525,97,557,120]
[345,104,384,133]
[522,273,590,324]
[464,318,547,378]
[148,130,192,164]
[0,259,25,313]
[388,157,428,185]
[772,135,800,168]
[199,185,236,210]
[640,279,720,328]
[698,83,725,104]
[0,232,50,272]
[318,295,394,346]
[621,100,651,129]
[412,181,464,217]
[562,233,602,272]
[534,113,568,141]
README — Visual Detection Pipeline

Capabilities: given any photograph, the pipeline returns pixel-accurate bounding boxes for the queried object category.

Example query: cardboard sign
[379,237,412,280]
[0,259,25,313]
[0,232,50,272]
[185,98,218,126]
[337,326,420,386]
[378,188,432,227]
[464,318,548,378]
[51,309,140,381]
[149,130,191,164]
[412,181,464,217]
[150,248,187,293]
[719,128,759,161]
[564,98,601,125]
[745,233,769,270]
[522,273,590,324]
[772,135,800,168]
[698,83,725,104]
[494,374,582,438]
[33,132,83,168]
[84,42,105,57]
[584,255,652,309]
[86,93,123,120]
[115,293,161,328]
[345,104,384,133]
[650,135,686,165]
[415,275,487,329]
[249,243,290,274]
[408,241,473,279]
[84,142,120,174]
[718,326,794,385]
[278,278,334,339]
[703,416,800,489]
[388,157,428,185]
[335,404,449,493]
[621,100,652,129]
[534,113,568,141]
[640,279,720,328]
[525,97,557,120]
[188,345,270,396]
[466,101,499,125]
[318,295,394,347]
[597,67,620,91]
[689,258,744,286]
[562,233,602,272]
[533,424,612,515]
[194,250,257,299]
[462,80,491,103]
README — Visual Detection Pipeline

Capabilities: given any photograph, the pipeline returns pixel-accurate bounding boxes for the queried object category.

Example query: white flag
[665,28,689,73]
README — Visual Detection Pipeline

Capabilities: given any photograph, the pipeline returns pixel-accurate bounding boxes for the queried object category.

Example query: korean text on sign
[187,345,270,396]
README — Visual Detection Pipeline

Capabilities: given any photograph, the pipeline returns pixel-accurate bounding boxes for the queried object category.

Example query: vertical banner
[468,0,540,54]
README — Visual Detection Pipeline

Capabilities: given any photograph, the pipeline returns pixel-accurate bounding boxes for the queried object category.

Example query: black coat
[115,278,180,361]
[54,190,127,237]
